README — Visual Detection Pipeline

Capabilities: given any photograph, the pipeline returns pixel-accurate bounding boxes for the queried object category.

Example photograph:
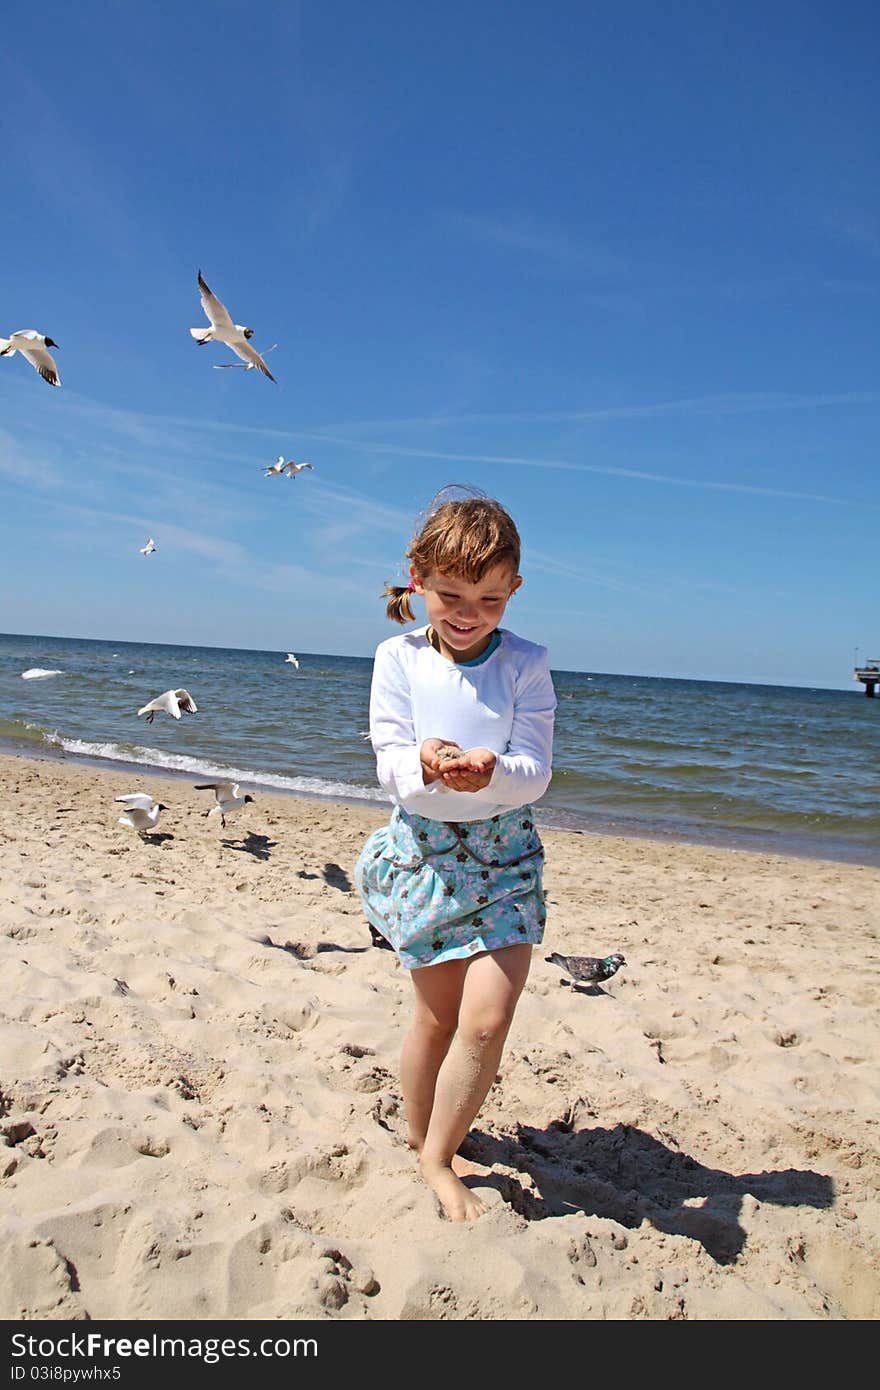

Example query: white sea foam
[21,668,64,680]
[57,737,386,804]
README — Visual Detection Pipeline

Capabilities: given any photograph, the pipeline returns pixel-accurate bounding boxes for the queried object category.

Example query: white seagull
[264,455,286,477]
[137,688,198,723]
[190,271,276,381]
[284,653,299,668]
[0,330,61,387]
[215,343,277,373]
[139,537,156,556]
[194,781,255,829]
[115,793,168,836]
[283,459,314,478]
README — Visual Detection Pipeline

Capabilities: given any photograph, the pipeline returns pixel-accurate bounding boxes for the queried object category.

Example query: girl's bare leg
[401,958,468,1152]
[419,944,532,1221]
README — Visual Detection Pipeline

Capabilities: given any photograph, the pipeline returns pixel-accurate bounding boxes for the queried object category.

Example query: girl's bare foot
[407,1135,480,1179]
[419,1156,488,1221]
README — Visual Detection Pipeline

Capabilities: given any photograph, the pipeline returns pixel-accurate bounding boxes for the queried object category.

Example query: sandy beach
[1,750,877,1321]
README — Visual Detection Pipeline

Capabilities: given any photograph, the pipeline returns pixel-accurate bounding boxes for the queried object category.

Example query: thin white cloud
[0,428,64,487]
[292,431,849,505]
[446,211,630,277]
[8,389,872,525]
[255,562,362,597]
[16,495,248,568]
[0,55,139,259]
[297,389,880,434]
[525,549,667,599]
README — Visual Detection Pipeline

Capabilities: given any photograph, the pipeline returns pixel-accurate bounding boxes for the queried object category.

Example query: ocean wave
[56,737,387,804]
[0,717,62,747]
[21,668,64,680]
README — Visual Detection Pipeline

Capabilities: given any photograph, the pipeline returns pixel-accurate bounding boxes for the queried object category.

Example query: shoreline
[2,737,877,870]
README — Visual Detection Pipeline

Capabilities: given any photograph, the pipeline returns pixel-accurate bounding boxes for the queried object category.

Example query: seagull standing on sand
[190,271,276,381]
[136,689,198,723]
[0,330,61,387]
[284,653,299,668]
[283,459,314,478]
[115,794,168,836]
[139,538,156,556]
[545,951,627,992]
[194,781,255,829]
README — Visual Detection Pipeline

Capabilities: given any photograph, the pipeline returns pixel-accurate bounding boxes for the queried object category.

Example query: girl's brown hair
[383,487,521,624]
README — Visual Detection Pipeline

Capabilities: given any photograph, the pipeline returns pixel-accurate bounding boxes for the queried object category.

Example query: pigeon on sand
[190,271,276,381]
[137,689,198,723]
[545,951,626,992]
[0,330,61,387]
[115,794,168,835]
[139,537,156,556]
[194,781,255,829]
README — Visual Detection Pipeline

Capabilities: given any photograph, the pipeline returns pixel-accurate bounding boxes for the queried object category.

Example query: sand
[1,751,877,1321]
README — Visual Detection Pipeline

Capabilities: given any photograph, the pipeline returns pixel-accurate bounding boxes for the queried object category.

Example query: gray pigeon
[545,951,626,992]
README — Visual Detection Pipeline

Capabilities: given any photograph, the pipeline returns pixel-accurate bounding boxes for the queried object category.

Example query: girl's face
[411,562,522,663]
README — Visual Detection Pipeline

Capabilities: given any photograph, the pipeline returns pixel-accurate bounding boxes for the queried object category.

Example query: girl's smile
[412,563,522,663]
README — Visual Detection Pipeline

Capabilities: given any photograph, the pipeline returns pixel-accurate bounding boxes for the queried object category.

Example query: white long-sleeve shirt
[369,625,556,821]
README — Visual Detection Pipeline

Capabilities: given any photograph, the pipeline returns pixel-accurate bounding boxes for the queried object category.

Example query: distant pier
[854,659,880,697]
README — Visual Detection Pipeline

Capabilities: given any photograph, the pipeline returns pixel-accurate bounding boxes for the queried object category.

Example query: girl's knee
[413,1009,458,1044]
[460,1007,515,1048]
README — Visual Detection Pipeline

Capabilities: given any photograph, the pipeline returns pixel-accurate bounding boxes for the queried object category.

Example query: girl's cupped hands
[437,746,497,792]
[420,740,497,790]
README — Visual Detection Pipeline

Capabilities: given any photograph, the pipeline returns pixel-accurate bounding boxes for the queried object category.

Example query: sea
[1,631,877,866]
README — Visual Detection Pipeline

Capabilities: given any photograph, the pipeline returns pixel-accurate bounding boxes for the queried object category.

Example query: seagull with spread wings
[139,538,156,556]
[215,343,277,374]
[190,270,276,381]
[136,688,198,723]
[194,781,255,829]
[115,793,168,835]
[0,330,61,387]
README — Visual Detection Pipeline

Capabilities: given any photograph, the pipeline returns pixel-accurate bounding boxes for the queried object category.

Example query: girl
[355,491,556,1222]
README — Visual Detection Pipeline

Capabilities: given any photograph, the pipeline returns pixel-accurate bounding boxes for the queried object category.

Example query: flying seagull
[284,652,299,668]
[214,343,277,373]
[194,781,255,829]
[0,330,61,387]
[545,951,627,992]
[115,793,168,836]
[137,688,198,723]
[264,455,286,477]
[139,537,156,556]
[190,271,276,381]
[283,459,314,478]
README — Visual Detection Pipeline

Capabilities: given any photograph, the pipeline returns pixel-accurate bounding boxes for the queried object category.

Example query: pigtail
[382,582,416,625]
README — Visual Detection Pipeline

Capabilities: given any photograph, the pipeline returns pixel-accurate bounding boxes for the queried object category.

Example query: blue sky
[1,0,877,688]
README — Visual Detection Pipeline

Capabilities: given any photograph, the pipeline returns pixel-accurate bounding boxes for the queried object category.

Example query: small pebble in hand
[436,745,462,763]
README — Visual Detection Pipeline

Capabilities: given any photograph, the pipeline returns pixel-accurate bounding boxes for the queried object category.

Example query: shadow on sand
[220,833,277,861]
[462,1121,834,1264]
[322,862,353,892]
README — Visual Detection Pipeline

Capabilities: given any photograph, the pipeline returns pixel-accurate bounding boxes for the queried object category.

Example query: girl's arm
[486,650,556,805]
[370,645,447,800]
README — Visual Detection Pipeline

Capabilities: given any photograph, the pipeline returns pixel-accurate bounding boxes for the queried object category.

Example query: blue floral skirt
[355,805,546,970]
